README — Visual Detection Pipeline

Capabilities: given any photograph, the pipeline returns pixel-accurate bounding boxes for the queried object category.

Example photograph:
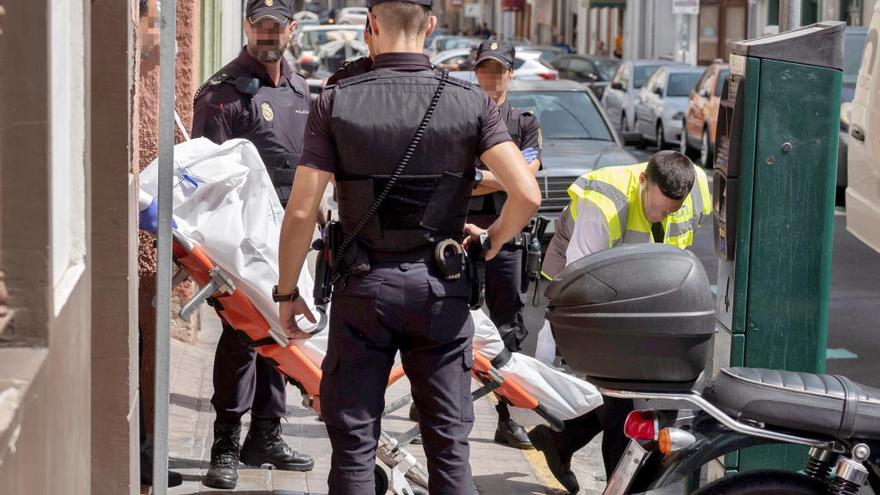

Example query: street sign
[464,3,481,17]
[672,0,699,15]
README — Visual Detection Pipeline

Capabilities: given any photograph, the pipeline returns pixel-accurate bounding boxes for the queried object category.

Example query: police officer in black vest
[274,1,541,492]
[191,0,313,489]
[470,38,543,449]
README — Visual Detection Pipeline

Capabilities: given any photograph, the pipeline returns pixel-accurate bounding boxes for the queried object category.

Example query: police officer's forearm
[479,142,541,244]
[472,159,540,197]
[278,167,332,293]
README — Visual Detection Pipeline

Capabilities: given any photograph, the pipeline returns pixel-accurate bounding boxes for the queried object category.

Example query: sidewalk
[164,306,578,495]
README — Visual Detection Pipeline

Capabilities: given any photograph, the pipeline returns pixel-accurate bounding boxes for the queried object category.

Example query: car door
[636,69,663,136]
[693,66,716,135]
[551,56,572,79]
[604,63,629,131]
[684,67,711,143]
[707,68,729,143]
[569,57,599,84]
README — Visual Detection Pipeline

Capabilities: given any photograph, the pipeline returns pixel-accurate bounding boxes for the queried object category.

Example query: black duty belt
[368,247,436,263]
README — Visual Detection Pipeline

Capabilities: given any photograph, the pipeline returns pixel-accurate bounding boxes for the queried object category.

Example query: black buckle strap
[490,347,513,370]
[834,374,859,438]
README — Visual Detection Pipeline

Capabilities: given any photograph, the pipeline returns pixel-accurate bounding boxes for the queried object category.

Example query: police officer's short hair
[645,150,695,201]
[371,2,432,36]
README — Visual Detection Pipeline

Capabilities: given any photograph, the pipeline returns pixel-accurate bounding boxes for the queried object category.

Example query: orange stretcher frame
[171,231,564,431]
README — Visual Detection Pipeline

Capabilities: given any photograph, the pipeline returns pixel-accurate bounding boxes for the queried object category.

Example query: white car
[633,66,703,149]
[846,2,880,252]
[430,48,559,81]
[289,24,364,69]
[336,7,368,25]
[602,60,683,134]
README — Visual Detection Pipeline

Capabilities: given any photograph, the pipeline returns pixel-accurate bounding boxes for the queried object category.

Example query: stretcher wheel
[374,464,389,494]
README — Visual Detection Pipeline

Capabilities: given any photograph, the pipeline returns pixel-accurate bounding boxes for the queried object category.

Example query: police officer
[191,0,313,489]
[470,38,542,449]
[529,150,711,494]
[275,1,541,493]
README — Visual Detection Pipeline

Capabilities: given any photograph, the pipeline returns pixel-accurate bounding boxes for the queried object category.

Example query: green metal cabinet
[713,21,844,475]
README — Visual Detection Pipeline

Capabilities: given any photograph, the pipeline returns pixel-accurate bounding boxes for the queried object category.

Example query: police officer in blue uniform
[274,1,541,493]
[191,0,313,488]
[470,38,543,449]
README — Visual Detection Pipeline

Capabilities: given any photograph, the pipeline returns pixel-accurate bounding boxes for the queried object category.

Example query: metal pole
[779,0,802,32]
[153,0,176,492]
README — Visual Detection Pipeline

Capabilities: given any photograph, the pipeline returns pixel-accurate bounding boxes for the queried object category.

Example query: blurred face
[475,59,513,103]
[640,173,686,224]
[244,17,296,64]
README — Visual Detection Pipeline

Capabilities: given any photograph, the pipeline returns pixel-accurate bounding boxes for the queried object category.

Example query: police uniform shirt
[468,101,542,228]
[192,48,310,199]
[300,52,513,174]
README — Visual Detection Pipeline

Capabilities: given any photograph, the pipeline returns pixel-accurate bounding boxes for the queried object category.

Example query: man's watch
[473,169,484,187]
[272,285,300,302]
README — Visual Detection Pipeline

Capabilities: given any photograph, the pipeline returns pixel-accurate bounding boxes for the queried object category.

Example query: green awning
[590,0,625,8]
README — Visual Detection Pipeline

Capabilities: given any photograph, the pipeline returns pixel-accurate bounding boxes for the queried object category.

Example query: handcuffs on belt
[434,239,465,281]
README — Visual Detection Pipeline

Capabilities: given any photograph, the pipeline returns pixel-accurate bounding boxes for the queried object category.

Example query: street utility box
[713,21,844,474]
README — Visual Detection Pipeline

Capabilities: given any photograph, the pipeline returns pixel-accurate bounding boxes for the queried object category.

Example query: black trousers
[211,320,287,424]
[321,262,475,495]
[551,396,635,477]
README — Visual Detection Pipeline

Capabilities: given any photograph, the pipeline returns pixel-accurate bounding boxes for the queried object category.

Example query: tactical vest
[567,162,712,249]
[469,106,529,216]
[194,65,307,204]
[332,69,485,253]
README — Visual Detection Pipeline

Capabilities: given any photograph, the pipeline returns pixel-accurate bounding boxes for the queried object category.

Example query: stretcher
[171,228,566,494]
[140,137,602,494]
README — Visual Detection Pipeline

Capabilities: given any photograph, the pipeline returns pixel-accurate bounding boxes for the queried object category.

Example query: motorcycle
[546,244,880,494]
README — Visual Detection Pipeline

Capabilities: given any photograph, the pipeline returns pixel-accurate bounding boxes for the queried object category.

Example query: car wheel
[621,113,629,133]
[634,114,647,149]
[700,127,713,168]
[656,122,666,150]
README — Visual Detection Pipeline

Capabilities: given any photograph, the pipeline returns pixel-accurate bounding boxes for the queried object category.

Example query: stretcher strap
[234,328,278,349]
[490,347,513,370]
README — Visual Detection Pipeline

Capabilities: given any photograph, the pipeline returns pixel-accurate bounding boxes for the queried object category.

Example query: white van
[846,1,880,253]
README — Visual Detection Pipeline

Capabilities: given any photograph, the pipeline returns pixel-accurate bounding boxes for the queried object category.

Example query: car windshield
[301,29,363,51]
[634,64,662,89]
[507,91,613,141]
[667,72,701,97]
[593,58,620,80]
[843,31,868,85]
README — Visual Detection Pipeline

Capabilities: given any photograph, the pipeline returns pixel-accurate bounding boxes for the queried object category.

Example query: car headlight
[840,102,851,131]
[672,111,684,121]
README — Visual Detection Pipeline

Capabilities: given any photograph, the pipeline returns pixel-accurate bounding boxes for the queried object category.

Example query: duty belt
[369,240,466,282]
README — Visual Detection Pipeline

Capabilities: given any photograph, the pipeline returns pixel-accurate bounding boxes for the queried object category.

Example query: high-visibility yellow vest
[567,163,711,249]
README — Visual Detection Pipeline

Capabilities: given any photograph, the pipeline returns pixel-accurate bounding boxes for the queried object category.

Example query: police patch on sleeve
[260,102,275,122]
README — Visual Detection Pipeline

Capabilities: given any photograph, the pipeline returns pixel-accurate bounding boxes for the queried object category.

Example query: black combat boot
[203,421,241,489]
[528,425,580,495]
[493,403,534,450]
[240,417,314,471]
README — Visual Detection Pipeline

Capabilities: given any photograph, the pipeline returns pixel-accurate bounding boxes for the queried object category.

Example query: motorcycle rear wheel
[691,469,827,495]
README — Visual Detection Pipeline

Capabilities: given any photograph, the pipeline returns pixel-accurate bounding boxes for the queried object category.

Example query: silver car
[505,80,637,221]
[633,66,703,149]
[431,48,559,81]
[602,59,683,134]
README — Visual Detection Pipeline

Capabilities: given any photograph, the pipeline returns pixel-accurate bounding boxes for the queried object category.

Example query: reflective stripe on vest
[567,163,710,250]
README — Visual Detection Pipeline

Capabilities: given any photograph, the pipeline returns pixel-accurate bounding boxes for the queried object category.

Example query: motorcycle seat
[703,367,880,440]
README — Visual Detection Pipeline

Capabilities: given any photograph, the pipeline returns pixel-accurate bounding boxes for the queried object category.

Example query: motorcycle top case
[546,244,715,392]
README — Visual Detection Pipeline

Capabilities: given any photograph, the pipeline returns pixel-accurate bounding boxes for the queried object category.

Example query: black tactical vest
[469,105,527,216]
[332,69,484,253]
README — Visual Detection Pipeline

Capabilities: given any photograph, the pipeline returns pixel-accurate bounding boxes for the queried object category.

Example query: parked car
[293,11,319,26]
[426,36,481,56]
[837,26,869,201]
[846,4,880,250]
[431,48,559,81]
[680,60,728,167]
[602,59,683,135]
[633,66,703,149]
[336,7,368,25]
[290,24,364,70]
[515,45,563,62]
[505,80,638,220]
[549,54,621,98]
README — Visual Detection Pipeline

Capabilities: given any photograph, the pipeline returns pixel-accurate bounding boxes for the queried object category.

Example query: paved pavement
[164,306,569,495]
